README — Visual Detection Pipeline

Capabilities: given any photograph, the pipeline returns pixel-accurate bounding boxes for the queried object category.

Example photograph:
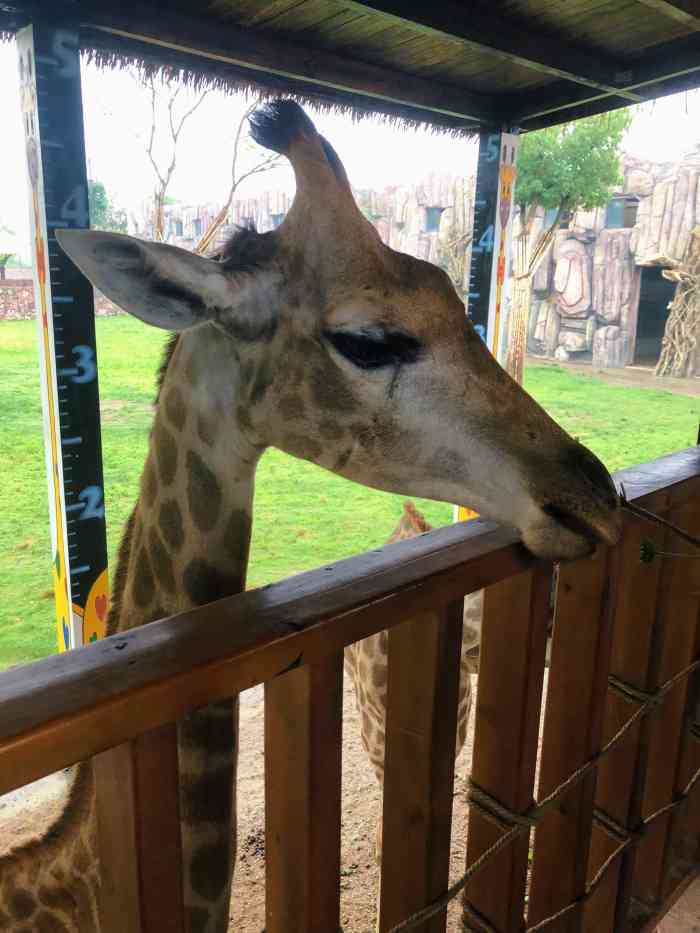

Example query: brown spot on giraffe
[148,527,176,593]
[278,394,305,419]
[9,892,34,921]
[183,351,200,387]
[132,547,155,608]
[283,433,323,461]
[190,841,230,902]
[35,911,70,933]
[223,510,252,563]
[310,362,357,413]
[196,412,217,447]
[318,418,344,441]
[159,499,185,552]
[186,450,221,533]
[181,764,235,824]
[155,421,178,486]
[142,456,157,507]
[183,559,242,606]
[165,385,187,431]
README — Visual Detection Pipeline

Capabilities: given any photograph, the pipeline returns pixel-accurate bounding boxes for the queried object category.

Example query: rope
[383,658,700,933]
[383,500,700,933]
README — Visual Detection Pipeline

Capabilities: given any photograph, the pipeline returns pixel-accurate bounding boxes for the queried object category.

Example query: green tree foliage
[505,111,631,382]
[515,110,631,213]
[88,180,128,233]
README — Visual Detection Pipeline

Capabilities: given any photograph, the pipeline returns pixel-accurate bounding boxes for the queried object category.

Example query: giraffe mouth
[526,498,621,561]
[542,503,604,547]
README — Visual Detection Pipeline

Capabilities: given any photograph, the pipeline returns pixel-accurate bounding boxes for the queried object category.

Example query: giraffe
[0,100,620,933]
[345,501,483,861]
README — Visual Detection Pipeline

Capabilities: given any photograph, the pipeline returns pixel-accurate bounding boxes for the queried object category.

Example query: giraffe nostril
[570,447,617,507]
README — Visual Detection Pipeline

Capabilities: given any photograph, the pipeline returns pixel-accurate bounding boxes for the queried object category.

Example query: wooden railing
[2,447,700,932]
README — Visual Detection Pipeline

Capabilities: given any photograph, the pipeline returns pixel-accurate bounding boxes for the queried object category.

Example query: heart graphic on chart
[95,594,108,621]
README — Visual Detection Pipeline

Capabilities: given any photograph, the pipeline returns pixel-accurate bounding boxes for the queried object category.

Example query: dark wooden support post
[457,129,518,522]
[378,600,464,932]
[463,564,552,932]
[16,24,109,652]
[466,130,519,364]
[94,724,185,933]
[265,656,344,933]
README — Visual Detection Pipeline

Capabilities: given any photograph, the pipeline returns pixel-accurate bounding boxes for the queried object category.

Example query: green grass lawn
[2,316,700,669]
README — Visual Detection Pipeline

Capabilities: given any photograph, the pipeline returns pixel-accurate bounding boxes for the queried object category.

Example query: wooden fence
[2,446,700,932]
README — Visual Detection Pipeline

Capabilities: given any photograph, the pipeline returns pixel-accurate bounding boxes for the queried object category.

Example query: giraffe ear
[56,230,242,332]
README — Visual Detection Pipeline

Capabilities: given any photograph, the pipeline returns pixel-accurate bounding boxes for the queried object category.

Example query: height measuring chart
[456,129,519,523]
[18,25,109,652]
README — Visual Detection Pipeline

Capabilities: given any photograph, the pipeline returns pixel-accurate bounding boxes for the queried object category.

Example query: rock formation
[528,146,700,371]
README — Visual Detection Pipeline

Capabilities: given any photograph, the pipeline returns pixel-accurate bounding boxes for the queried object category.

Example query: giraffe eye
[324,329,422,371]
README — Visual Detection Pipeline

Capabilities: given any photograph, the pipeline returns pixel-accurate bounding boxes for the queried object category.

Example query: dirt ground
[2,672,698,932]
[528,354,700,397]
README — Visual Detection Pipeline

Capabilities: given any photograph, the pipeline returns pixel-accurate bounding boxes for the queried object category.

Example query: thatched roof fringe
[1,27,475,138]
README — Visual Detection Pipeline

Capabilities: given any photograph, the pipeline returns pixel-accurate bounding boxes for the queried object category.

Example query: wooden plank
[583,822,625,932]
[463,564,552,931]
[630,494,700,908]
[264,655,343,933]
[509,33,700,128]
[0,521,533,794]
[1,452,699,794]
[593,503,669,830]
[94,723,184,933]
[75,5,498,123]
[339,1,643,98]
[593,485,700,930]
[634,0,700,29]
[378,600,464,932]
[527,544,614,933]
[659,605,700,897]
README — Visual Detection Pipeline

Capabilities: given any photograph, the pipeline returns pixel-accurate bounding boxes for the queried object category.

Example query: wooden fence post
[463,563,552,932]
[379,600,464,933]
[527,545,615,933]
[94,723,184,933]
[265,655,344,933]
[594,484,700,930]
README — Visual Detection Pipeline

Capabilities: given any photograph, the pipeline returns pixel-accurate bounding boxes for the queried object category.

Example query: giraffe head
[57,100,619,561]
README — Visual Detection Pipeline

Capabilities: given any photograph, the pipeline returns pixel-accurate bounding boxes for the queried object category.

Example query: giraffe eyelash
[323,329,423,371]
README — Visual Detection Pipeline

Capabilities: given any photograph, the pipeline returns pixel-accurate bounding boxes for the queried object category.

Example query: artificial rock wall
[528,147,700,368]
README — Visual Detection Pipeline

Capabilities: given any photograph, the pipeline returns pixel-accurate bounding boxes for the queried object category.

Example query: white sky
[1,39,699,264]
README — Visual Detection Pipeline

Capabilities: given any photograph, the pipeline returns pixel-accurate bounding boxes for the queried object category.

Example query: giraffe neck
[114,327,260,633]
[0,328,262,933]
[114,328,260,933]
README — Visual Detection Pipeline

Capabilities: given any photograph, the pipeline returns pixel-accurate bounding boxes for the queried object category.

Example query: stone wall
[528,146,700,369]
[157,175,475,297]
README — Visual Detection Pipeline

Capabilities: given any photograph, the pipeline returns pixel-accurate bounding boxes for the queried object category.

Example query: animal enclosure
[1,444,700,933]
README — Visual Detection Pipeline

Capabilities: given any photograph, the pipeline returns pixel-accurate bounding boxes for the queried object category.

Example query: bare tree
[656,227,700,378]
[436,177,474,299]
[194,101,282,256]
[141,73,210,241]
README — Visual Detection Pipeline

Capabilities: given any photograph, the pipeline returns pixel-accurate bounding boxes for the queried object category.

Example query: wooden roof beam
[72,5,499,126]
[634,0,700,28]
[507,33,700,128]
[341,1,644,101]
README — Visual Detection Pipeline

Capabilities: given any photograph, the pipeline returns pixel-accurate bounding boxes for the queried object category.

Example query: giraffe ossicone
[1,99,619,933]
